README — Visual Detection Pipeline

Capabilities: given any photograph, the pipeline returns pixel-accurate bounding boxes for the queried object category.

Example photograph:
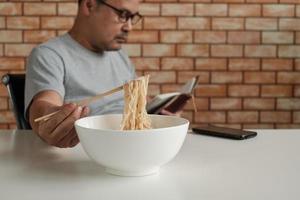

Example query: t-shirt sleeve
[24,46,65,120]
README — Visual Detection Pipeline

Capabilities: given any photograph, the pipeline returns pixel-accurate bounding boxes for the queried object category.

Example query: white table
[0,129,299,200]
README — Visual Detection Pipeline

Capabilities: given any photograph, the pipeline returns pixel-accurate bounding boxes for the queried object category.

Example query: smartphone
[192,126,257,140]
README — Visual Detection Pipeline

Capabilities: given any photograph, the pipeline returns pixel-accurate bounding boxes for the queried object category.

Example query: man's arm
[29,90,89,148]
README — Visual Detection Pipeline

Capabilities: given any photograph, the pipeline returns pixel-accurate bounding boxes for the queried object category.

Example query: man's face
[88,0,140,52]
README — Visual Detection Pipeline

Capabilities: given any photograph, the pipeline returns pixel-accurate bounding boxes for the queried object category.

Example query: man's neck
[68,27,104,54]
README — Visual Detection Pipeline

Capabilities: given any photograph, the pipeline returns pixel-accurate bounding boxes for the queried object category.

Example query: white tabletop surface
[0,129,299,200]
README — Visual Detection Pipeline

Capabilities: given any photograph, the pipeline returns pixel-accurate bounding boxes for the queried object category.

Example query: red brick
[196,4,227,16]
[196,58,227,71]
[260,111,291,123]
[57,30,68,36]
[0,45,3,56]
[7,17,39,29]
[228,31,260,44]
[279,46,300,58]
[5,44,36,57]
[244,72,276,84]
[212,18,244,30]
[162,3,194,16]
[229,59,260,71]
[244,98,275,110]
[128,31,158,43]
[178,17,210,30]
[195,111,226,123]
[161,31,192,43]
[24,30,56,43]
[262,59,293,71]
[143,44,175,57]
[262,32,294,44]
[146,71,176,83]
[140,3,160,16]
[0,17,4,28]
[0,97,8,110]
[277,99,300,110]
[196,84,227,97]
[211,98,242,110]
[297,5,300,17]
[261,85,293,97]
[247,0,278,3]
[144,0,177,2]
[195,31,226,43]
[246,18,277,30]
[296,59,300,71]
[177,71,209,83]
[144,17,176,30]
[41,17,74,29]
[58,3,78,16]
[212,72,242,83]
[9,124,17,129]
[294,112,300,123]
[243,124,274,129]
[0,2,22,15]
[0,111,15,123]
[214,124,242,129]
[229,4,261,17]
[296,32,300,44]
[24,3,56,15]
[181,111,193,123]
[278,72,300,84]
[211,45,243,57]
[280,19,300,31]
[185,98,209,111]
[0,31,22,43]
[122,44,141,56]
[177,44,209,57]
[179,0,211,2]
[214,0,244,2]
[131,58,160,70]
[263,5,295,17]
[245,45,276,58]
[295,85,300,97]
[280,0,300,3]
[147,84,160,96]
[0,124,8,129]
[228,111,259,123]
[228,85,259,97]
[161,58,194,70]
[276,124,300,129]
[161,84,182,93]
[0,57,24,70]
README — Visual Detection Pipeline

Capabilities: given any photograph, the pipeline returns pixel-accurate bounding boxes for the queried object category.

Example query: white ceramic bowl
[75,114,189,176]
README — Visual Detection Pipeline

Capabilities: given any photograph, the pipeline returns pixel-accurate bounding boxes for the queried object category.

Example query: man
[25,0,142,148]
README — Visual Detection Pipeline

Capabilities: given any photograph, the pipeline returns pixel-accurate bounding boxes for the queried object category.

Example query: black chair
[2,74,31,129]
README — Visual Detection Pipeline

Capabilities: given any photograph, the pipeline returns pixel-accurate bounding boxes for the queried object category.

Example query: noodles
[120,75,152,130]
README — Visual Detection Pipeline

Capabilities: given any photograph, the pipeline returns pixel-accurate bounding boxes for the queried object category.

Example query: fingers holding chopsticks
[37,103,90,148]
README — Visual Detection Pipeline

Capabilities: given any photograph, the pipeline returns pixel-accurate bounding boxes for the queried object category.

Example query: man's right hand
[28,90,90,148]
[37,103,89,148]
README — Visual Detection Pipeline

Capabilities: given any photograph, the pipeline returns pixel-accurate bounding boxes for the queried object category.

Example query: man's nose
[122,18,133,32]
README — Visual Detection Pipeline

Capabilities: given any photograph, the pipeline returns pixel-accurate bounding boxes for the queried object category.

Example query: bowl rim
[75,114,189,134]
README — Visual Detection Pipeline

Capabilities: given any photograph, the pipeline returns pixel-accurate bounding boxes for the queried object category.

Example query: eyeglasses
[98,0,142,25]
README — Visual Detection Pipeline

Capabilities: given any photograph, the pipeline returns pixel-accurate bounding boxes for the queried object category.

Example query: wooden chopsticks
[34,85,124,123]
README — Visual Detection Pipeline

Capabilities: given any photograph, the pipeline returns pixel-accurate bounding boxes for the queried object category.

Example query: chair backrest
[2,74,31,129]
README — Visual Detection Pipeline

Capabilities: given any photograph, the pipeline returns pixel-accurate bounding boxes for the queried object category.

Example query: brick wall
[0,0,299,129]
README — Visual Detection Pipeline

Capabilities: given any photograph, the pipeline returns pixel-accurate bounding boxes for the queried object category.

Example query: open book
[146,76,199,114]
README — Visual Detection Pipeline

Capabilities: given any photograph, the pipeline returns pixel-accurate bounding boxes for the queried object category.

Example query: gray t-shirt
[25,33,136,119]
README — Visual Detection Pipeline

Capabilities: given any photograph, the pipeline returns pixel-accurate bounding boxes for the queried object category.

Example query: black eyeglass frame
[98,0,143,25]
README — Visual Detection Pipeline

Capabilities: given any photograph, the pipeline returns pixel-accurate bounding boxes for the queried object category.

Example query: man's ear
[81,0,97,15]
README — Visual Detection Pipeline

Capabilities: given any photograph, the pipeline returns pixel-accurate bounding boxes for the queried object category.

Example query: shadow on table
[0,131,115,180]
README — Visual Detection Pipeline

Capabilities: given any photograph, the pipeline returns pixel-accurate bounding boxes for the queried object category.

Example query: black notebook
[146,76,199,114]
